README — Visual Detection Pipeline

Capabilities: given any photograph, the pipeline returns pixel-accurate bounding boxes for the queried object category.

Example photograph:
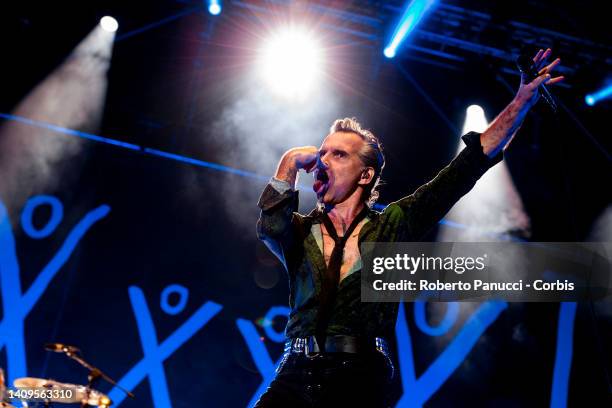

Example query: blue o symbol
[263,306,290,343]
[414,301,460,336]
[160,284,189,315]
[21,195,64,239]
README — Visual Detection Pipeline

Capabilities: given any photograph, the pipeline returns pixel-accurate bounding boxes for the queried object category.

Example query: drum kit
[1,344,134,407]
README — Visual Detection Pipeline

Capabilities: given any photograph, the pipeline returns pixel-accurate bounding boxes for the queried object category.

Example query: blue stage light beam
[0,113,515,237]
[585,84,612,106]
[383,0,437,58]
[208,0,222,15]
[116,6,200,42]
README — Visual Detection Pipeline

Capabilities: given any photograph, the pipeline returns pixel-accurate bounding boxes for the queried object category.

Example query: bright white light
[208,1,222,15]
[462,104,488,134]
[585,95,595,106]
[438,104,529,242]
[209,4,221,15]
[100,16,118,33]
[383,47,396,59]
[258,27,324,100]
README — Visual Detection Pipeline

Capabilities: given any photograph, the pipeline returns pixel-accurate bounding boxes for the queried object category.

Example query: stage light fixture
[585,95,595,106]
[208,0,222,15]
[462,104,488,134]
[0,18,116,208]
[383,48,396,59]
[439,104,530,242]
[258,27,323,100]
[383,0,437,58]
[100,16,119,33]
[585,84,612,107]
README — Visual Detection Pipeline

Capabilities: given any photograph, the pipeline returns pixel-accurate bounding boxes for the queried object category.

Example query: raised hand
[515,48,565,108]
[480,49,566,156]
[274,146,319,187]
[290,146,319,173]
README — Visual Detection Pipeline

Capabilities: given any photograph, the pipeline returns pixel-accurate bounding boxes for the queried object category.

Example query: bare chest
[321,221,366,283]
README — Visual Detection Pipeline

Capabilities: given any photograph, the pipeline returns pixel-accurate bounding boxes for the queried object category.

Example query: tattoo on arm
[274,154,299,188]
[481,99,528,157]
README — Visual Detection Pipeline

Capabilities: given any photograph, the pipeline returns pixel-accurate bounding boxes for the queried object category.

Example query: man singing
[255,49,563,407]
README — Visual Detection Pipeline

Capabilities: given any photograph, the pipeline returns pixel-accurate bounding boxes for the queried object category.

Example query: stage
[0,1,610,407]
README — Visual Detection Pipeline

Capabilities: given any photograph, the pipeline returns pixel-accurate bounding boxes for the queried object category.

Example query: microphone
[44,343,81,354]
[516,53,557,113]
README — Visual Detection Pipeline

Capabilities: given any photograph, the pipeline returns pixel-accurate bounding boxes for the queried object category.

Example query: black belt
[287,335,389,355]
[284,335,394,378]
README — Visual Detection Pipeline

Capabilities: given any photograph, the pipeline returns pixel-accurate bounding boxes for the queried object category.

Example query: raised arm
[256,146,318,269]
[387,132,502,240]
[481,48,564,157]
[389,49,564,239]
[273,146,319,187]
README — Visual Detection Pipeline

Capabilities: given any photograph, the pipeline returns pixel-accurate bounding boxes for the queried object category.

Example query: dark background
[0,1,610,406]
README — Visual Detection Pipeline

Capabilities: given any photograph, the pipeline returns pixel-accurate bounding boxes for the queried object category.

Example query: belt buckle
[291,338,306,354]
[305,336,321,358]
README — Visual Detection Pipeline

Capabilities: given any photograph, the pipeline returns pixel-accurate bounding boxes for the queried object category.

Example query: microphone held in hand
[516,53,557,113]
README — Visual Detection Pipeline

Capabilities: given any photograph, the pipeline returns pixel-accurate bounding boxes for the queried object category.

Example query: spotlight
[584,84,612,107]
[383,0,438,58]
[439,104,529,242]
[208,0,222,15]
[585,95,595,106]
[383,47,396,59]
[258,27,323,100]
[99,16,118,33]
[462,104,488,134]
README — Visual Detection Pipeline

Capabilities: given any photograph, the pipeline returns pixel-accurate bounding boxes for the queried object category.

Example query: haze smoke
[0,25,115,211]
[438,150,530,242]
[210,84,347,235]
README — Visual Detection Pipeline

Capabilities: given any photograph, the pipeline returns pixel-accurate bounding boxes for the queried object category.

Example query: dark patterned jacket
[256,132,502,340]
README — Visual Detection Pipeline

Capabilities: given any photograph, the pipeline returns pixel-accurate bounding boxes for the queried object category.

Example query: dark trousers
[254,351,393,408]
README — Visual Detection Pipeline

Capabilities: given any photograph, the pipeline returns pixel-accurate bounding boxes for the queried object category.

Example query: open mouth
[313,169,329,195]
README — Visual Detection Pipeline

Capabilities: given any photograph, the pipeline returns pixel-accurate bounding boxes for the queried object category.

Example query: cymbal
[13,378,111,406]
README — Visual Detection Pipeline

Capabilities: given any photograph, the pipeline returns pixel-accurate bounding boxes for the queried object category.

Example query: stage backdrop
[0,119,605,407]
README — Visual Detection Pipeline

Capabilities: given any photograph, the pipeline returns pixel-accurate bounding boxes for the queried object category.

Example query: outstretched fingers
[539,57,561,75]
[547,76,565,85]
[538,57,565,86]
[534,48,552,70]
[530,72,565,90]
[529,49,566,87]
[530,73,552,89]
[532,49,544,63]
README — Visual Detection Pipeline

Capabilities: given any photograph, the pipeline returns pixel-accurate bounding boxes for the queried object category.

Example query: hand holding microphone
[515,48,565,112]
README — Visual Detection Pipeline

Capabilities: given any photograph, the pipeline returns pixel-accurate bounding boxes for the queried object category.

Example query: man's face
[313,131,368,205]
